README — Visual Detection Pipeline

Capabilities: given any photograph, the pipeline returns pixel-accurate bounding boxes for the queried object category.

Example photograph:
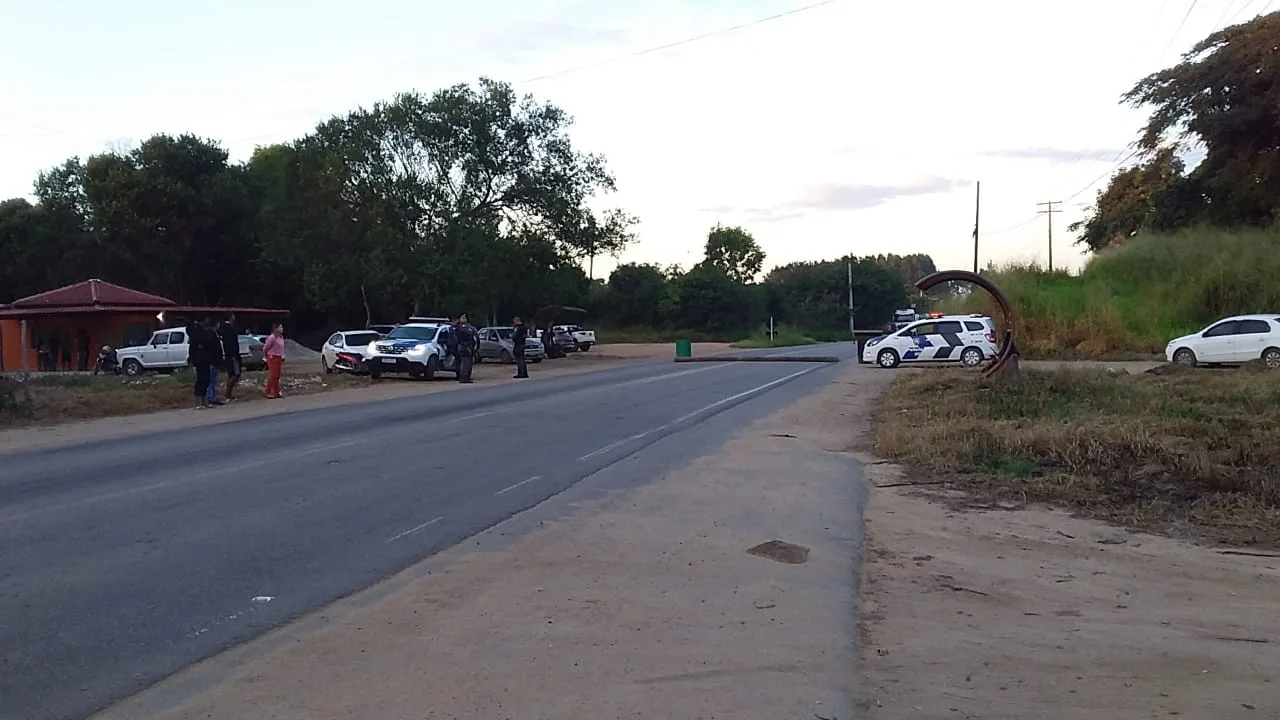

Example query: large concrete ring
[914,270,1018,378]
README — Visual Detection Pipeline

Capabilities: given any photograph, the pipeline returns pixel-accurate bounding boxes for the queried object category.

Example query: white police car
[364,322,458,380]
[862,315,997,369]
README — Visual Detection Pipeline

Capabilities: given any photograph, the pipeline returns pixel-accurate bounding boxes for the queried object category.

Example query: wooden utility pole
[847,260,855,335]
[972,181,981,273]
[1036,200,1062,272]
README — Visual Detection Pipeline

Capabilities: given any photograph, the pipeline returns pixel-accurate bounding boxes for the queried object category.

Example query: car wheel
[424,355,439,380]
[369,366,382,381]
[1173,348,1197,367]
[122,359,143,377]
[960,347,984,368]
[1263,347,1280,369]
[500,349,513,364]
[322,356,332,374]
[877,349,900,369]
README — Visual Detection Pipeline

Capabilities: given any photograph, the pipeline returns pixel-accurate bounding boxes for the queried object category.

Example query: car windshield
[344,331,380,346]
[385,325,438,341]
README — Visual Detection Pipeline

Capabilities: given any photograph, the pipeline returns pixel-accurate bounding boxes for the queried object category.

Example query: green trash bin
[675,339,692,358]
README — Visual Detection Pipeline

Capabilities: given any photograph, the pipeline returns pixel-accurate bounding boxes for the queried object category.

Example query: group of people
[186,315,287,409]
[35,329,92,372]
[444,313,530,383]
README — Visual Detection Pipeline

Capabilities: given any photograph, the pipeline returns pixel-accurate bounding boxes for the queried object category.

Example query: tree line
[1072,11,1280,250]
[0,77,940,341]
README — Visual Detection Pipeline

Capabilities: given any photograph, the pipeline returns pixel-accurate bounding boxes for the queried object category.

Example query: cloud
[699,176,971,223]
[981,147,1127,163]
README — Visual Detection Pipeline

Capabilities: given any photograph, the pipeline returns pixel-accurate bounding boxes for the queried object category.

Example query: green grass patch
[731,328,818,349]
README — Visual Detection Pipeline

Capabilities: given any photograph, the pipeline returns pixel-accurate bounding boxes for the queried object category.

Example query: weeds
[875,367,1280,547]
[731,328,818,349]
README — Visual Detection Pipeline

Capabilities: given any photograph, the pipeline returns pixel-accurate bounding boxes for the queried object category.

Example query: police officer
[511,316,529,379]
[453,313,478,383]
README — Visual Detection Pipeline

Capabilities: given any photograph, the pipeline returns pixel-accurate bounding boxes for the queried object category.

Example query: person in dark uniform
[453,313,478,384]
[511,316,529,379]
[76,329,90,372]
[188,320,213,409]
[203,318,224,407]
[217,314,242,401]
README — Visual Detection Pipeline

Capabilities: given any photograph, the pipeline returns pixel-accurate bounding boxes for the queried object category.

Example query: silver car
[477,326,545,364]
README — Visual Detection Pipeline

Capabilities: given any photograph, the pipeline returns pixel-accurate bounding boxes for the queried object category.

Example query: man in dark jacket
[217,314,242,401]
[188,320,212,409]
[453,313,478,384]
[203,318,225,407]
[511,316,529,379]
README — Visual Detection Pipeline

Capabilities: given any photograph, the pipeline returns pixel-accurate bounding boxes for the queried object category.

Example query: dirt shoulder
[853,369,1280,719]
[1,344,717,455]
[96,363,866,720]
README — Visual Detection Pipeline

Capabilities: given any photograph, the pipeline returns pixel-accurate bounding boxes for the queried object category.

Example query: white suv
[363,323,458,380]
[116,325,251,377]
[862,315,997,369]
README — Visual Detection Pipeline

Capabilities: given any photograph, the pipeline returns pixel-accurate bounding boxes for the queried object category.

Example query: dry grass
[0,369,365,429]
[874,365,1280,547]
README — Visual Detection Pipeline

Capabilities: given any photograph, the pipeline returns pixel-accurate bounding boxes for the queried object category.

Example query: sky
[0,0,1264,278]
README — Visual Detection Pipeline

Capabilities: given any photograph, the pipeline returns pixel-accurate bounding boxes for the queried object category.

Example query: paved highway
[0,345,851,720]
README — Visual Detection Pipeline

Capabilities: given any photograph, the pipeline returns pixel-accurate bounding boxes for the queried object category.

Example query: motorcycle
[332,351,365,374]
[94,347,121,376]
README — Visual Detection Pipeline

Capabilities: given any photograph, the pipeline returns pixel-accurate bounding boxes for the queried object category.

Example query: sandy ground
[96,362,865,720]
[849,381,1280,718]
[1,343,731,455]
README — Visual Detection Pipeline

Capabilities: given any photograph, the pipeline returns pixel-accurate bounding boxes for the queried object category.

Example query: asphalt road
[0,344,852,720]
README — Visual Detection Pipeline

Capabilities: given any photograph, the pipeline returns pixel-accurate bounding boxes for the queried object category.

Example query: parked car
[321,330,383,373]
[477,326,545,364]
[1165,314,1280,368]
[362,322,457,380]
[537,328,578,355]
[117,326,255,377]
[554,324,596,351]
[862,315,997,369]
[240,334,266,371]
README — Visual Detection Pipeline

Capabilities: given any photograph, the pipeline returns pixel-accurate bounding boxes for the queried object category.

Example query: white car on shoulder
[363,322,458,380]
[1165,314,1280,368]
[116,325,252,377]
[862,315,997,369]
[320,329,383,372]
[554,324,595,351]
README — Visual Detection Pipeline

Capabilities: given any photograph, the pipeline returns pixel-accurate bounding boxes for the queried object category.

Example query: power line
[517,0,843,84]
[1160,0,1201,63]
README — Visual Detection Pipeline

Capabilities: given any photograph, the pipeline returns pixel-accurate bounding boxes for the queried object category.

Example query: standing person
[48,333,61,372]
[76,329,90,372]
[217,314,242,402]
[263,322,286,399]
[204,318,224,407]
[511,316,529,379]
[59,332,72,371]
[453,313,477,384]
[188,320,213,409]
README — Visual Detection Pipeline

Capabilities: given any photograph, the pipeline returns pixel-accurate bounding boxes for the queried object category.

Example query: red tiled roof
[7,279,176,309]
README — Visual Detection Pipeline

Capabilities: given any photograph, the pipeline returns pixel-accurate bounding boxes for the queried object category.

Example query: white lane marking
[251,595,274,604]
[573,365,823,462]
[577,439,629,462]
[672,366,818,424]
[495,475,541,496]
[385,515,444,543]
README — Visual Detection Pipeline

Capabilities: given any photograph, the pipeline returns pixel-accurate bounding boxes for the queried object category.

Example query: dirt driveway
[1,343,733,455]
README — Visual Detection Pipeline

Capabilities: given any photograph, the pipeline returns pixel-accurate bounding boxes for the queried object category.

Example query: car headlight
[367,342,378,354]
[865,337,881,347]
[407,343,428,356]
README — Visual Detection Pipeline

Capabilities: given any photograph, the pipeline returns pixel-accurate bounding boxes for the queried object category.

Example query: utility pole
[973,181,981,273]
[847,260,855,336]
[1036,200,1062,272]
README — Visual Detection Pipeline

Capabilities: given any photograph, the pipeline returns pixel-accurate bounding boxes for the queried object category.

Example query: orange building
[0,279,287,373]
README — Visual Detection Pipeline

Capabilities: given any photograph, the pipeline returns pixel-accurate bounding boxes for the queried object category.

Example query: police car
[862,315,998,369]
[363,322,458,380]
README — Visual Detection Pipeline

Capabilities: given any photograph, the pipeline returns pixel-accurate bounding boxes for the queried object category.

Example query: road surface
[0,344,852,720]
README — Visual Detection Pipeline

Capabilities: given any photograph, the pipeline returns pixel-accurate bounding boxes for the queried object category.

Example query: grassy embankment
[955,227,1280,359]
[0,366,361,429]
[875,365,1280,547]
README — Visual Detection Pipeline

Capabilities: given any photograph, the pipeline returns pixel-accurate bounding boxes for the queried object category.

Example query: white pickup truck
[116,325,253,377]
[554,324,596,351]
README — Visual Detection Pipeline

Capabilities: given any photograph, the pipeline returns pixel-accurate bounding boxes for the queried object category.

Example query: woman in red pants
[263,323,286,399]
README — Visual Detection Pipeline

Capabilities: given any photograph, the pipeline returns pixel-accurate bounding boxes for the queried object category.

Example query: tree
[604,263,667,327]
[1097,11,1280,235]
[1069,148,1186,251]
[703,224,765,283]
[765,257,907,331]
